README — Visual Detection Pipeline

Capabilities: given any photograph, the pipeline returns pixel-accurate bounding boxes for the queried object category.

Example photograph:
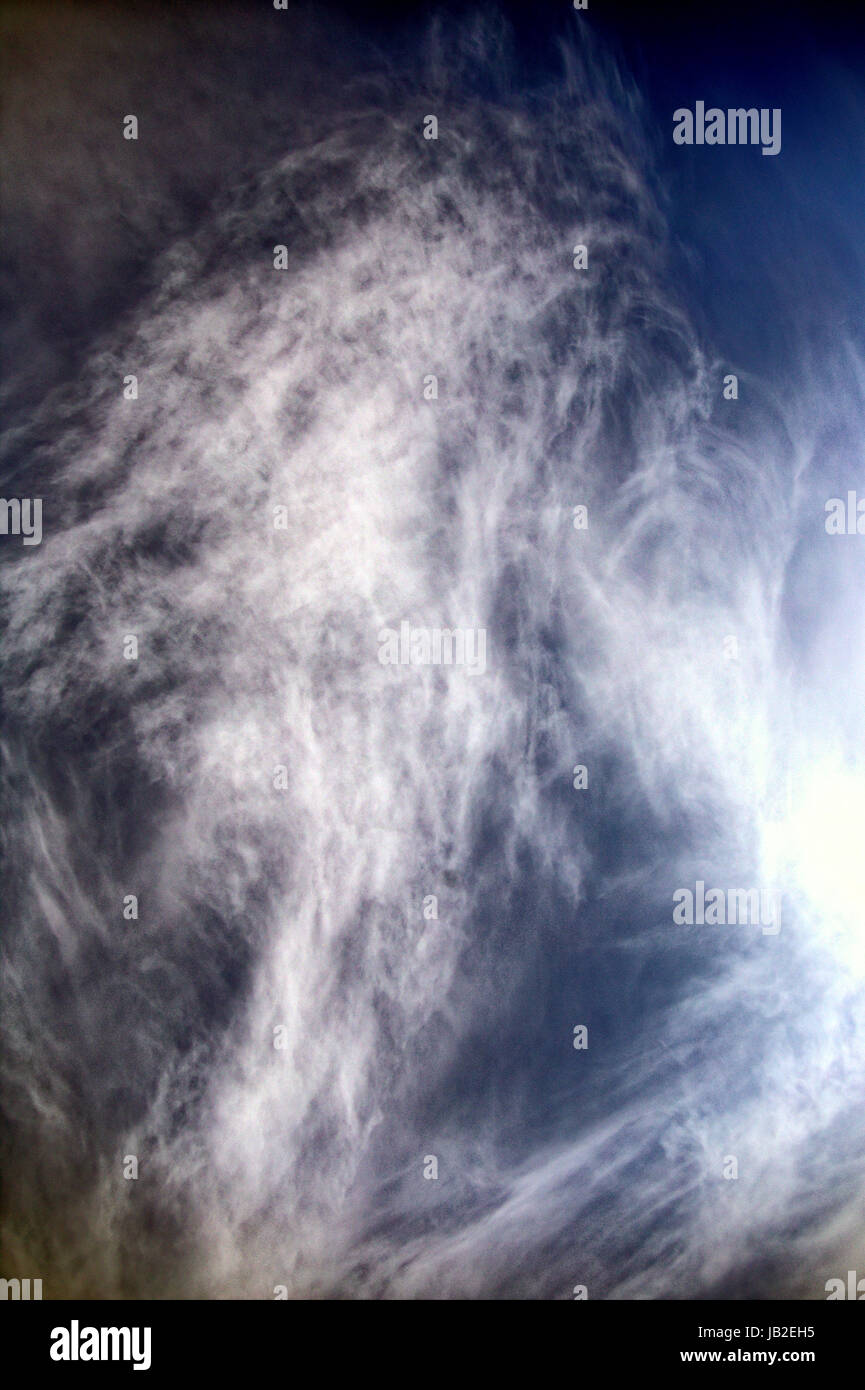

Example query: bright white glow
[764,762,865,976]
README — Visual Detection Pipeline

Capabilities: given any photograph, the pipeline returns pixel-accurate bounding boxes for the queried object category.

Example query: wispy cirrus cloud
[2,2,864,1301]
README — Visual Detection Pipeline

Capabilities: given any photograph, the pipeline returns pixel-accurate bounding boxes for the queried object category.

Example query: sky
[1,0,864,1299]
